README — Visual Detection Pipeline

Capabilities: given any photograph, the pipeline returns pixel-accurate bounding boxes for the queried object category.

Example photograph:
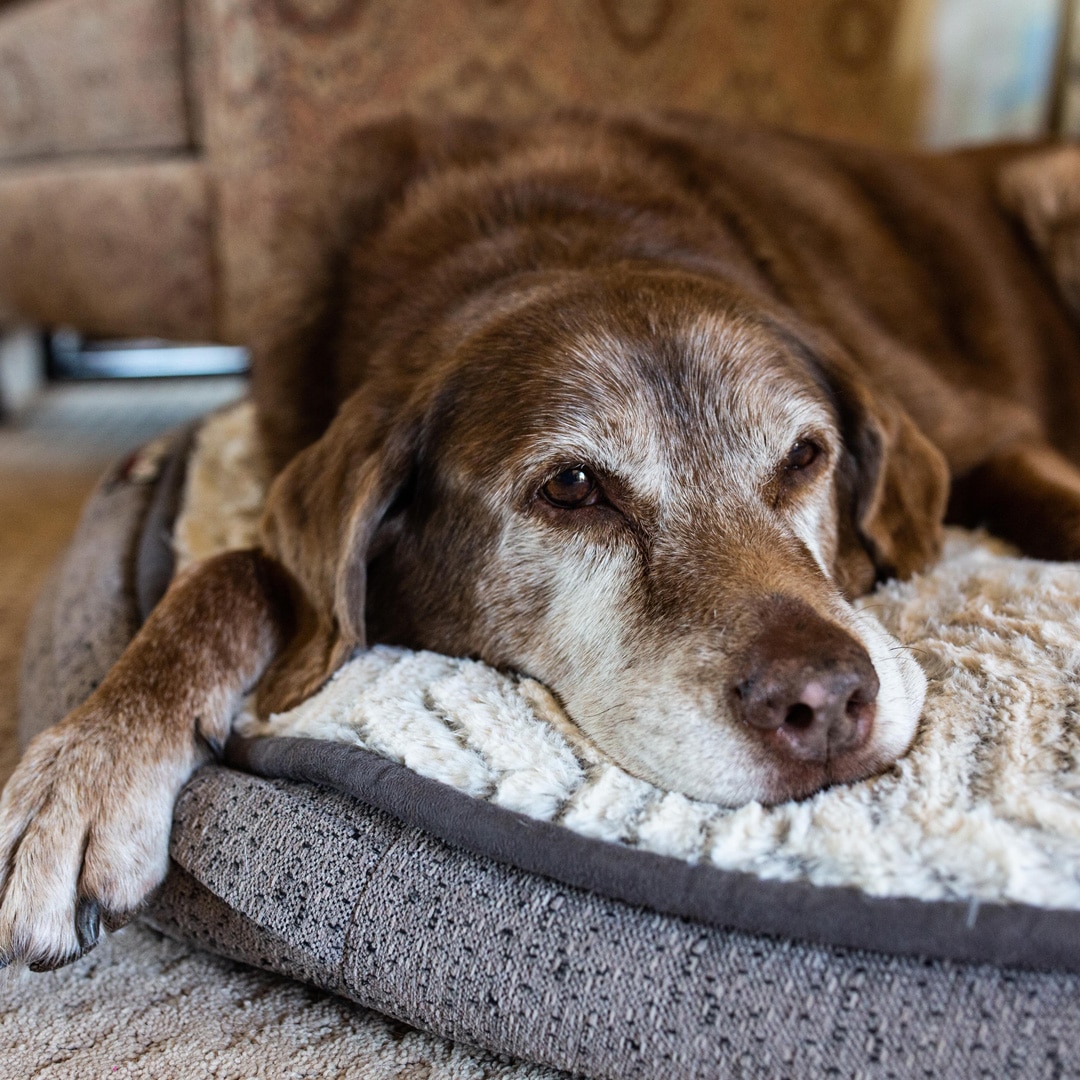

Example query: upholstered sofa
[0,0,910,344]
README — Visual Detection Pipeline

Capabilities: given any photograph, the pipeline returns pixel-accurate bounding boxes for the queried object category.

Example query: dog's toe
[0,723,178,971]
[0,804,86,970]
[76,773,176,921]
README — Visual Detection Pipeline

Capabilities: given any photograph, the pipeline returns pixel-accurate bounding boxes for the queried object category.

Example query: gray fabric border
[19,423,197,751]
[19,461,153,748]
[225,733,1080,975]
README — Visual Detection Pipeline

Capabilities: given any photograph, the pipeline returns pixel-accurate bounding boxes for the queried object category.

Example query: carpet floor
[0,381,555,1080]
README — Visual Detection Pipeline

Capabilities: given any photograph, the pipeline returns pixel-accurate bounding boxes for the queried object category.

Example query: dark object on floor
[47,331,249,381]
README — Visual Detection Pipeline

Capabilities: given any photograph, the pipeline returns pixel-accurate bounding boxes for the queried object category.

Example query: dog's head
[259,269,946,805]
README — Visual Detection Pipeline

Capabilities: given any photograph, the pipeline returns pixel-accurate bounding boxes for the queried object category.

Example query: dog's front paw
[0,711,192,970]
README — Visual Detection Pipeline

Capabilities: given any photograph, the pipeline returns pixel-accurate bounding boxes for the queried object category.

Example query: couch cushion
[0,0,189,164]
[0,159,216,340]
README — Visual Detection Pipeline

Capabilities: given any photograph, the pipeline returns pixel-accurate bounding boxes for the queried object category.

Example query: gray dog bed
[18,422,1080,1080]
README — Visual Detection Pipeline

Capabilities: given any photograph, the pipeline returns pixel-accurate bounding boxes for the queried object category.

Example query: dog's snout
[732,602,879,766]
[736,664,878,764]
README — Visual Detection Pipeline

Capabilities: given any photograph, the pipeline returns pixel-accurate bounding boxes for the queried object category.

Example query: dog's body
[3,113,1080,970]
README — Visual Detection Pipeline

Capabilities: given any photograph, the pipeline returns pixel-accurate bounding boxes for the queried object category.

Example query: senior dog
[2,113,1080,971]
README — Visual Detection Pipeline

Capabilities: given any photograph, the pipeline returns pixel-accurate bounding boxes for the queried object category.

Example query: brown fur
[3,112,1080,970]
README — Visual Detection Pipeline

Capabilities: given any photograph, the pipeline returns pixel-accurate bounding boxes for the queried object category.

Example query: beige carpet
[0,381,557,1080]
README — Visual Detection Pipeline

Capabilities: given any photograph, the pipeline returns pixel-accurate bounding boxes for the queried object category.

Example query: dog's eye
[785,440,820,471]
[541,467,600,508]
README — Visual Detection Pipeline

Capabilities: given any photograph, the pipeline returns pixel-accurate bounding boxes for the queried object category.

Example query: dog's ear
[829,361,950,595]
[255,389,419,715]
[997,146,1080,319]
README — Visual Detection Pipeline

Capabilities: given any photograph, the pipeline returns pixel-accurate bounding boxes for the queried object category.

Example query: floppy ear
[830,364,950,595]
[998,145,1080,318]
[255,391,418,715]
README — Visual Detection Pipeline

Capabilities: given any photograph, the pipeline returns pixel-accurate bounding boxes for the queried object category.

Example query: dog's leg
[949,441,1080,560]
[0,549,291,970]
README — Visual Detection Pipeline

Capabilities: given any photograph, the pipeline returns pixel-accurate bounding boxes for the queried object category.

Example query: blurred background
[0,0,1076,427]
[0,0,1076,681]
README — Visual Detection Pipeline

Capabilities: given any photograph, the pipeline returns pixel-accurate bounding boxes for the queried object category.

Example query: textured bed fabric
[0,921,562,1080]
[18,446,158,746]
[17,429,1080,1079]
[152,767,1080,1080]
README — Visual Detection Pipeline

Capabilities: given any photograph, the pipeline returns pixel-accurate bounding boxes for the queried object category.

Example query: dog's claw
[197,730,225,758]
[76,899,101,952]
[28,948,82,973]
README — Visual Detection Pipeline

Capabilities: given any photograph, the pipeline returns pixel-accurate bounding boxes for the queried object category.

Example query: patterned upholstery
[1055,0,1080,135]
[0,0,905,342]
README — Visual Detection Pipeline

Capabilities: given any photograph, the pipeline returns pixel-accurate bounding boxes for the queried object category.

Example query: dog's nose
[732,602,879,765]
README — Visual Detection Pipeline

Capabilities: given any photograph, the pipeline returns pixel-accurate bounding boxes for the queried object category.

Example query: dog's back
[252,114,1080,481]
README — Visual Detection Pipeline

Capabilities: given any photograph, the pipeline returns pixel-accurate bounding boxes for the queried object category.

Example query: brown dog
[3,113,1080,972]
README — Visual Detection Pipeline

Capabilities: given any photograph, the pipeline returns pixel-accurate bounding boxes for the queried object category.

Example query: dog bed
[18,406,1080,1079]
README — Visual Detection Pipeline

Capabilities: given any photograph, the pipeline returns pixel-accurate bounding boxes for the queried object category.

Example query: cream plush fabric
[180,404,1080,910]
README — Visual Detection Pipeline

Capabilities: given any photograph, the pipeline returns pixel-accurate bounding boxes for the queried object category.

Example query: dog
[2,113,1080,972]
